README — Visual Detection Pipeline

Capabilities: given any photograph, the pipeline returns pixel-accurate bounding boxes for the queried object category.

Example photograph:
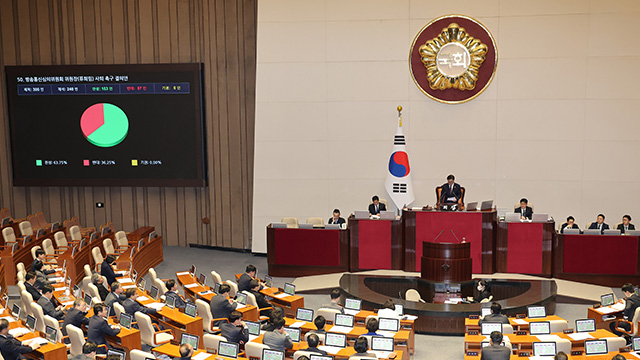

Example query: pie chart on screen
[80,103,129,147]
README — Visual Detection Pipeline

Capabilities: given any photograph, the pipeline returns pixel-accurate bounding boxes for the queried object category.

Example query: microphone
[433,230,445,242]
[450,229,463,243]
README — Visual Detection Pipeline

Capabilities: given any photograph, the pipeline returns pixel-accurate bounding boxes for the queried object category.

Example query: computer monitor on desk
[354,211,369,219]
[465,202,478,211]
[626,230,640,236]
[379,211,395,220]
[481,322,502,335]
[529,321,550,335]
[504,213,521,222]
[324,224,340,229]
[271,223,287,228]
[576,319,595,333]
[532,213,548,222]
[532,342,556,357]
[562,228,580,235]
[480,200,493,211]
[298,223,314,229]
[583,229,602,235]
[527,305,546,318]
[603,229,621,235]
[601,293,615,307]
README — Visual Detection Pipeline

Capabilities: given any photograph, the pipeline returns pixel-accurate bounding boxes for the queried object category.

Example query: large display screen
[5,63,206,186]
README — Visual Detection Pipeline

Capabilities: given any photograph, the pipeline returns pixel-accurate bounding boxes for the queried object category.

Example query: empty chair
[293,351,316,360]
[148,268,158,284]
[84,264,92,277]
[502,324,514,334]
[41,238,59,257]
[103,238,116,255]
[54,231,71,251]
[196,299,223,333]
[135,312,174,346]
[17,281,26,294]
[91,247,104,271]
[67,324,85,356]
[210,271,223,286]
[306,217,323,226]
[317,308,341,325]
[36,212,52,229]
[115,231,129,250]
[548,320,569,333]
[130,350,156,360]
[27,215,41,231]
[203,334,227,354]
[154,278,167,296]
[16,262,25,274]
[16,271,25,283]
[87,283,101,300]
[69,226,82,242]
[2,227,17,244]
[19,221,33,237]
[244,342,270,360]
[553,339,571,354]
[29,302,47,332]
[224,280,238,298]
[281,217,299,229]
[405,289,425,303]
[20,290,33,316]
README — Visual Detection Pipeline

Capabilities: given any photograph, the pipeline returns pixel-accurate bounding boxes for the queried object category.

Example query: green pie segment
[81,103,129,147]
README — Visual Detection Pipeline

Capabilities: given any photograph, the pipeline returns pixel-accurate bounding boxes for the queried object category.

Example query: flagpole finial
[397,105,403,127]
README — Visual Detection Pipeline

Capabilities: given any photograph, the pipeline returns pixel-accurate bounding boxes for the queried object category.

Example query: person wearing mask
[514,198,533,220]
[0,319,40,360]
[480,331,510,360]
[263,318,292,351]
[37,285,64,320]
[63,299,90,336]
[467,280,491,303]
[220,311,249,344]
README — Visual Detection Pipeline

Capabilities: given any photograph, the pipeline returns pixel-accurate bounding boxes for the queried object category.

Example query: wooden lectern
[421,242,472,282]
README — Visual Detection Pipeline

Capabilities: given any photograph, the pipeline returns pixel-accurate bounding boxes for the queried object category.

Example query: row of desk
[267,210,640,286]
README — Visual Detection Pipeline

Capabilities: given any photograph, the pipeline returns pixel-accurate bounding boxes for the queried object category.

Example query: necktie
[375,205,378,213]
[626,225,628,231]
[598,224,601,229]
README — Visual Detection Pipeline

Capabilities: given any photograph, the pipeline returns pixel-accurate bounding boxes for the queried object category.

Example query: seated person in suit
[24,272,42,301]
[122,288,157,316]
[560,216,580,233]
[302,333,327,355]
[32,261,52,290]
[467,280,491,303]
[351,337,375,359]
[610,283,640,343]
[37,284,64,320]
[368,196,386,216]
[31,249,55,275]
[617,215,635,234]
[72,342,98,360]
[310,315,326,335]
[87,303,120,352]
[588,214,609,233]
[63,299,90,336]
[164,279,187,310]
[104,283,126,317]
[177,343,194,360]
[514,198,533,220]
[220,311,249,344]
[0,318,41,360]
[100,255,118,288]
[478,302,510,326]
[248,279,272,316]
[554,352,568,360]
[320,288,343,314]
[328,209,346,225]
[263,318,292,351]
[377,299,399,319]
[480,331,510,360]
[364,318,379,335]
[440,174,462,204]
[210,284,237,327]
[261,307,284,332]
[91,274,109,301]
[238,265,263,293]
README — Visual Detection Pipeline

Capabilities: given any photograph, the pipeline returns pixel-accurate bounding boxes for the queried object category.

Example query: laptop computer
[284,283,295,296]
[527,305,546,318]
[504,213,521,222]
[626,230,640,236]
[394,304,404,316]
[532,342,556,357]
[262,349,285,360]
[119,313,133,329]
[371,336,394,352]
[601,293,615,307]
[603,229,621,235]
[149,285,159,300]
[344,298,361,315]
[379,211,395,220]
[465,202,478,211]
[480,200,493,211]
[264,275,273,288]
[532,213,548,222]
[583,229,602,235]
[324,224,340,229]
[632,336,640,353]
[165,295,176,309]
[45,325,58,343]
[378,317,400,332]
[181,333,199,349]
[218,341,239,359]
[562,228,580,235]
[481,322,502,335]
[324,333,347,348]
[283,327,301,342]
[199,273,207,286]
[298,223,314,229]
[529,321,550,335]
[334,314,354,328]
[584,339,608,355]
[190,265,196,276]
[11,303,20,319]
[184,303,197,317]
[235,292,248,305]
[309,356,334,360]
[354,211,369,219]
[271,223,287,228]
[25,315,36,331]
[481,307,491,318]
[296,308,314,322]
[575,319,595,333]
[107,349,126,360]
[246,320,261,341]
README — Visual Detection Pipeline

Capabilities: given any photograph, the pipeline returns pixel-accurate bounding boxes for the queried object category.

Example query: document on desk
[403,315,418,321]
[8,327,28,337]
[274,293,290,299]
[145,302,166,310]
[534,335,562,342]
[344,309,359,316]
[567,332,594,341]
[629,352,640,359]
[184,283,200,288]
[328,325,353,333]
[373,351,392,359]
[318,346,343,354]
[117,277,134,283]
[235,304,246,309]
[122,285,137,289]
[24,337,48,346]
[62,300,75,307]
[0,316,15,323]
[513,319,528,325]
[192,352,212,360]
[611,302,625,311]
[596,306,616,314]
[49,276,65,283]
[137,296,150,302]
[377,331,396,337]
[176,271,190,276]
[289,321,306,328]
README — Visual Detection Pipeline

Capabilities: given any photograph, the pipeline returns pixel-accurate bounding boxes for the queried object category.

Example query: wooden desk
[154,343,248,359]
[176,271,259,322]
[465,351,637,360]
[105,317,142,360]
[126,227,155,242]
[496,221,555,276]
[352,310,415,356]
[260,287,304,318]
[2,308,67,360]
[267,225,350,277]
[57,231,115,286]
[115,234,163,281]
[348,217,403,272]
[587,303,630,330]
[464,315,566,332]
[464,329,616,351]
[1,227,65,285]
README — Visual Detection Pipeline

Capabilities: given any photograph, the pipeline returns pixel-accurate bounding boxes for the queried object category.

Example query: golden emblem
[418,23,487,91]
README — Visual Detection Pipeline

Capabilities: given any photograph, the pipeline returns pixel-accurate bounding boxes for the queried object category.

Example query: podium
[420,242,472,282]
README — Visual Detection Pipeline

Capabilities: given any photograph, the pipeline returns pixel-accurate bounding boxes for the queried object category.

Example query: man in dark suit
[87,304,120,352]
[32,261,51,290]
[514,198,533,220]
[610,283,640,343]
[478,302,510,326]
[0,318,40,360]
[210,284,237,326]
[220,311,249,344]
[63,299,90,336]
[480,331,510,360]
[164,279,186,309]
[368,196,386,216]
[238,265,262,293]
[301,333,327,355]
[328,209,346,225]
[588,214,610,234]
[617,215,635,234]
[440,174,462,204]
[24,272,42,301]
[263,318,293,351]
[71,342,97,360]
[248,279,272,316]
[177,343,193,360]
[37,285,64,320]
[31,249,55,275]
[560,216,580,233]
[104,283,125,317]
[100,255,118,287]
[91,274,109,301]
[122,288,157,316]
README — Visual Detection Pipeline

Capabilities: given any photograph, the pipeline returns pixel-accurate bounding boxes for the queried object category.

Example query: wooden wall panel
[0,0,256,250]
